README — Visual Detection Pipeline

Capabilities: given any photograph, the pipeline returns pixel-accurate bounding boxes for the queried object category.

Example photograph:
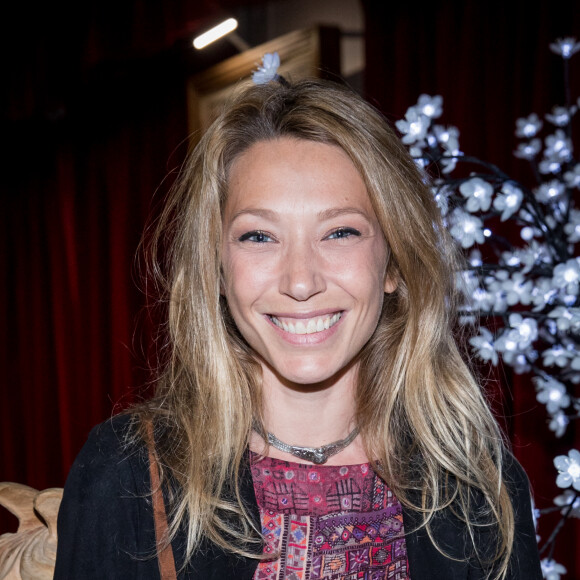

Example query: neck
[251,361,367,465]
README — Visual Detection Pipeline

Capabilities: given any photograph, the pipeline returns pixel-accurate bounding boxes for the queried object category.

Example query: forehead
[224,138,375,217]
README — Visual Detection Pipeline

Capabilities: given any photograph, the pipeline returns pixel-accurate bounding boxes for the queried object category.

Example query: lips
[268,312,342,335]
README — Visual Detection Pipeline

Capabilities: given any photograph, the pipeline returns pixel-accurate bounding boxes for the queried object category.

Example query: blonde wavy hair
[136,79,514,577]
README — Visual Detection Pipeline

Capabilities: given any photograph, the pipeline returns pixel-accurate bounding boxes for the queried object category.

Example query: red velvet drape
[2,0,579,573]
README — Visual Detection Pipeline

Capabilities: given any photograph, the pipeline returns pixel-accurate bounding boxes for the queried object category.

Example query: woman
[54,76,542,579]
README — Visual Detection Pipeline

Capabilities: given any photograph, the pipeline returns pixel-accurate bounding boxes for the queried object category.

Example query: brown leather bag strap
[145,420,178,580]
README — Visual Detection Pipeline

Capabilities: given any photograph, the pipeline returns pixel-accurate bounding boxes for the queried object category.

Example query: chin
[265,356,352,388]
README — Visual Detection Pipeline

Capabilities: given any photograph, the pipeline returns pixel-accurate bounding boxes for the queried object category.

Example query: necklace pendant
[312,451,327,464]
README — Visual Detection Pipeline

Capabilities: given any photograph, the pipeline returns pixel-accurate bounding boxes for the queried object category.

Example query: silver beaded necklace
[265,427,359,465]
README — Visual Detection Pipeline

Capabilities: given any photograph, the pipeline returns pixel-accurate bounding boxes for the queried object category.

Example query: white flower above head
[252,52,281,85]
[459,177,493,212]
[549,37,580,59]
[515,113,543,138]
[395,107,430,144]
[554,449,580,490]
[416,94,443,119]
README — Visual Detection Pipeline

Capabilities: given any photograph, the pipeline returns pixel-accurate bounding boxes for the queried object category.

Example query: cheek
[221,252,272,319]
[333,243,388,297]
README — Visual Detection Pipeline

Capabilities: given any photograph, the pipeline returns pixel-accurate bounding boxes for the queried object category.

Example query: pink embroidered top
[250,453,409,580]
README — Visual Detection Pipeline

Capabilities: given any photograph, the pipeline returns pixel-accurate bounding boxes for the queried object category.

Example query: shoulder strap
[145,420,178,580]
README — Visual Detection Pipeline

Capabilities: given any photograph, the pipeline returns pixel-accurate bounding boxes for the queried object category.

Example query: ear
[384,276,397,294]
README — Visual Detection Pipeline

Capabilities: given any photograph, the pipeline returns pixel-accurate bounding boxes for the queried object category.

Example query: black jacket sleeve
[403,453,542,579]
[53,416,260,580]
[54,416,161,579]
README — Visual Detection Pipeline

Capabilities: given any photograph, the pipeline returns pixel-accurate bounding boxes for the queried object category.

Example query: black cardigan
[54,416,542,579]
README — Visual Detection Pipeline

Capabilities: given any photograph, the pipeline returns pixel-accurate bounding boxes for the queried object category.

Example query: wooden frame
[186,26,340,142]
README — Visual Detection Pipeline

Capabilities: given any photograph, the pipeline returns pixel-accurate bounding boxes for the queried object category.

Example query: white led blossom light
[398,42,580,562]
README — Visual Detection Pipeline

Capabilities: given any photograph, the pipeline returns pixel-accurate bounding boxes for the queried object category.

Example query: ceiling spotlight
[193,18,238,50]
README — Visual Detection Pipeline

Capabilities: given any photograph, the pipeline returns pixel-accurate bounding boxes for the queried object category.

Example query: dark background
[2,0,579,574]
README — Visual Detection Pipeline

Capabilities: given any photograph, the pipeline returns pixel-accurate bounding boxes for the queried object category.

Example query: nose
[279,242,326,301]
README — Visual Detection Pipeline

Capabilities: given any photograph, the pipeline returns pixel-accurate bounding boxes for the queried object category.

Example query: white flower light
[564,209,580,242]
[515,113,543,138]
[493,183,523,221]
[543,346,573,368]
[449,208,484,248]
[554,449,580,490]
[536,377,570,413]
[538,155,562,175]
[433,124,459,148]
[459,177,493,212]
[548,306,580,332]
[549,411,569,438]
[564,164,580,188]
[545,105,577,127]
[469,328,498,365]
[416,94,443,119]
[513,138,542,159]
[395,107,430,144]
[520,226,535,241]
[535,180,565,203]
[553,489,580,518]
[544,129,573,160]
[397,71,580,522]
[552,258,580,295]
[541,558,567,580]
[252,52,281,85]
[549,37,580,59]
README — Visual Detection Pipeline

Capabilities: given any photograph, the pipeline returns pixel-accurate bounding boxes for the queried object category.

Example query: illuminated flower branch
[397,37,580,578]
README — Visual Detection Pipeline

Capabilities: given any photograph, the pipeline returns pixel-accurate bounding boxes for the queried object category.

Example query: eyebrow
[229,206,372,223]
[316,207,372,221]
[230,208,279,222]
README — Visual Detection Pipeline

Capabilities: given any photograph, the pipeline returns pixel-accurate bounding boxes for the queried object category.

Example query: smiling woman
[54,77,542,579]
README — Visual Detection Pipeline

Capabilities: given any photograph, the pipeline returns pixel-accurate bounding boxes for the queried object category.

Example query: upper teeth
[270,313,342,335]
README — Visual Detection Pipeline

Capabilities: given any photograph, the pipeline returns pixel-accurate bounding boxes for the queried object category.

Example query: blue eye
[238,230,273,243]
[327,227,361,240]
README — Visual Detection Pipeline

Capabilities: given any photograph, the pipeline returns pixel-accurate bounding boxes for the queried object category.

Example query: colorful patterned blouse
[250,453,409,580]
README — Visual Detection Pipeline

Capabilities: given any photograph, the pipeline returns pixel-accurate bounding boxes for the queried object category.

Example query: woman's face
[221,137,394,387]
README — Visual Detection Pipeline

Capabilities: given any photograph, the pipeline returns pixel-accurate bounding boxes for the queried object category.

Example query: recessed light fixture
[193,18,238,50]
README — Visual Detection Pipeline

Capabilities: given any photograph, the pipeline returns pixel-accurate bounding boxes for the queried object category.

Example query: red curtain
[2,0,579,573]
[363,0,580,574]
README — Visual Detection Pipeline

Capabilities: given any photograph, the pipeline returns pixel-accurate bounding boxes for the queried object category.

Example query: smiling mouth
[268,312,343,335]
